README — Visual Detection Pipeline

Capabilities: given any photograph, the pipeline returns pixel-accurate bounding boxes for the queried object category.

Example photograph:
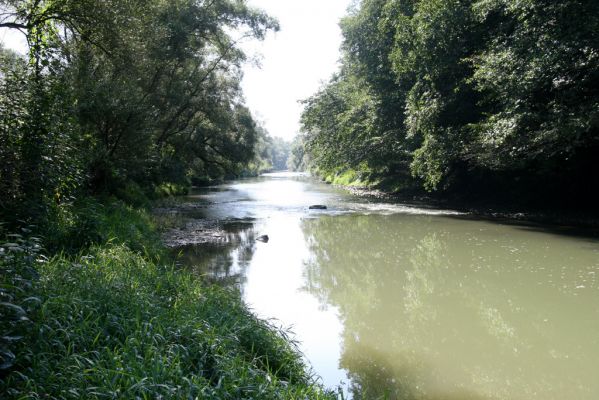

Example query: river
[171,172,599,400]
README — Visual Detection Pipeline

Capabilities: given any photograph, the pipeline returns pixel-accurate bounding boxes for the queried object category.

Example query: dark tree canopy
[301,0,599,208]
[0,0,280,222]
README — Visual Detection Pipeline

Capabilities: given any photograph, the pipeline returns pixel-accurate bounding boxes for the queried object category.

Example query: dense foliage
[247,127,291,175]
[287,133,310,172]
[301,0,599,208]
[0,0,282,227]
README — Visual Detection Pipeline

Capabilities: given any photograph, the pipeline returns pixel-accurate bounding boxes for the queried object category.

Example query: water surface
[175,172,599,400]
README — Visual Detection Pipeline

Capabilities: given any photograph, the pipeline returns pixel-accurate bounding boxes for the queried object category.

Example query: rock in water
[309,205,327,210]
[256,235,269,243]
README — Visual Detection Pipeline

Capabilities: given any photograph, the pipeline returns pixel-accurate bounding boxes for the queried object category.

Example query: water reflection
[302,214,599,400]
[175,221,256,289]
[170,174,599,399]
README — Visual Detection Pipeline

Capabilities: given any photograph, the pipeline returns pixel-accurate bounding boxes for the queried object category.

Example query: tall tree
[0,0,278,225]
[301,0,599,207]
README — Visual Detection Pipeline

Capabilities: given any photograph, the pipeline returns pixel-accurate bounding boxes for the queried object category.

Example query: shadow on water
[300,213,599,400]
[444,213,599,242]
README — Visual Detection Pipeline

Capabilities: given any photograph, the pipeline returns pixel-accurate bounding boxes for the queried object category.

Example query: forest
[300,0,599,209]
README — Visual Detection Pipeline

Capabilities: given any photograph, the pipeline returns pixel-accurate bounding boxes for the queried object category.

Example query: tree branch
[0,21,27,29]
[156,34,249,145]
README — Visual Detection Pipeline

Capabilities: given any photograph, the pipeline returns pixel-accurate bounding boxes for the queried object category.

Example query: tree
[288,134,309,171]
[301,0,599,207]
[0,0,278,225]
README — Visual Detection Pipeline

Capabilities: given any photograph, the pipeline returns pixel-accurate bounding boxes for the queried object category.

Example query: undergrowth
[0,199,335,399]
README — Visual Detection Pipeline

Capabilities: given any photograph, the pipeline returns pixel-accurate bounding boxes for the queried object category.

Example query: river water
[174,172,599,400]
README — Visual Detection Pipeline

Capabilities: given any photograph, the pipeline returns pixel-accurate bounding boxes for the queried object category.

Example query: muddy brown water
[170,172,599,400]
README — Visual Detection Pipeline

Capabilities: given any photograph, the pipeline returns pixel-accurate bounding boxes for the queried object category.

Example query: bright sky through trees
[241,0,351,140]
[1,1,350,142]
[0,24,27,53]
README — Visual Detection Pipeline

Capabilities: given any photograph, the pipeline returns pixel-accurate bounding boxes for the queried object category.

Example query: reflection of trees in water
[341,343,487,400]
[300,214,599,400]
[302,215,469,399]
[175,222,257,291]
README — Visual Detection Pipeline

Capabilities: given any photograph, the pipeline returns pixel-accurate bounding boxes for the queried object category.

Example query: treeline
[0,0,279,227]
[250,130,291,174]
[301,0,599,209]
[287,134,310,172]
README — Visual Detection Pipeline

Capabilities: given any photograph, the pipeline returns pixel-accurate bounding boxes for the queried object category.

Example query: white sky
[241,0,351,141]
[1,1,351,141]
[0,27,27,54]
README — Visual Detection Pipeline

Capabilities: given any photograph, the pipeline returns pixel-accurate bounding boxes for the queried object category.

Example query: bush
[153,182,190,198]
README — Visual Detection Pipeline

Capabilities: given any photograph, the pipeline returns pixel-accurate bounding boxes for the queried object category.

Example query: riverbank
[320,171,599,231]
[0,198,336,399]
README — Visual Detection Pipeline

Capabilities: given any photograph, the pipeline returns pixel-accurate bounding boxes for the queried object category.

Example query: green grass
[323,169,372,188]
[41,198,162,257]
[1,200,336,399]
[153,182,190,198]
[319,167,420,196]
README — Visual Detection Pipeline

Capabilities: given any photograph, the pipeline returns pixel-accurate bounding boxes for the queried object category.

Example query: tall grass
[42,198,163,256]
[1,200,336,399]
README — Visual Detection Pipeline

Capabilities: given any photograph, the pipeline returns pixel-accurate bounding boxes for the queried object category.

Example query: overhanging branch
[0,22,27,29]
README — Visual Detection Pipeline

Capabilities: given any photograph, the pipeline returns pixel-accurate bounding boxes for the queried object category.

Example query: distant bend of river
[171,172,599,400]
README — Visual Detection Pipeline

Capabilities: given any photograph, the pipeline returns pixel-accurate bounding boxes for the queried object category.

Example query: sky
[0,25,27,54]
[1,0,352,141]
[240,0,352,141]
